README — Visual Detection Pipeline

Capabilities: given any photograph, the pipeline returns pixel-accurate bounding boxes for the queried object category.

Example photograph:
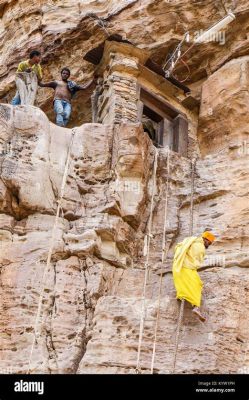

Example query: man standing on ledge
[39,67,95,127]
[11,50,42,105]
[172,231,216,322]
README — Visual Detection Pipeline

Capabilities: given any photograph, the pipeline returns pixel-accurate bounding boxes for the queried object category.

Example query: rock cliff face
[0,1,249,374]
[1,0,249,126]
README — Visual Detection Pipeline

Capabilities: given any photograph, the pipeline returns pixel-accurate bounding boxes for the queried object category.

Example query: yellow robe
[172,236,206,307]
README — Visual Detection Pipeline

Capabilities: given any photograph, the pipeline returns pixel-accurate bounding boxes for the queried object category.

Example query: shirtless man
[39,67,94,127]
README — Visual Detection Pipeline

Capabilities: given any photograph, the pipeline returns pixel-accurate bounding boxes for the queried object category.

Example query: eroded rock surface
[1,92,249,373]
[0,1,249,375]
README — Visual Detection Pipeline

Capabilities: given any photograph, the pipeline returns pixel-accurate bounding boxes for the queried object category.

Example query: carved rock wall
[0,0,249,375]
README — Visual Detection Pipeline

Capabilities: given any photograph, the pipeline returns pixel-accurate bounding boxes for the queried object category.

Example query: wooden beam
[156,119,164,147]
[181,95,200,111]
[137,100,144,122]
[173,115,188,157]
[143,105,162,123]
[163,118,174,150]
[140,87,185,120]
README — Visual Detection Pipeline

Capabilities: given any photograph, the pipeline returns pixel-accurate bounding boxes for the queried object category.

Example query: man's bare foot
[192,306,206,322]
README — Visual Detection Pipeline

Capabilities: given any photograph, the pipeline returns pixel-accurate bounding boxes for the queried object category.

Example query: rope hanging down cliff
[136,150,197,374]
[27,128,76,374]
[136,148,159,373]
[136,150,197,373]
[172,157,196,374]
[150,147,170,374]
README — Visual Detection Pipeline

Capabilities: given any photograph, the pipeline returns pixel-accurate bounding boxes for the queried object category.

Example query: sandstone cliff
[0,0,249,374]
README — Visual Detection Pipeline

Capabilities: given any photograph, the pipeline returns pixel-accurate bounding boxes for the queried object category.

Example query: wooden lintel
[140,87,186,121]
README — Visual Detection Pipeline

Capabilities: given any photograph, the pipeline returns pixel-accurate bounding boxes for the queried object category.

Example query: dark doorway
[138,87,188,156]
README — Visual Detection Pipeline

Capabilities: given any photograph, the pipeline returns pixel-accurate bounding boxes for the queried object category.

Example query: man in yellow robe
[172,231,216,322]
